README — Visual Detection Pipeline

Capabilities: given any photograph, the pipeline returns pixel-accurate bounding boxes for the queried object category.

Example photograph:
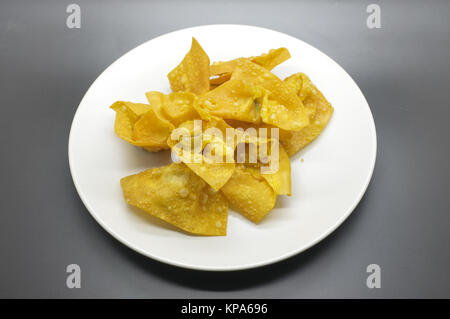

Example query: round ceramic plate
[69,25,376,271]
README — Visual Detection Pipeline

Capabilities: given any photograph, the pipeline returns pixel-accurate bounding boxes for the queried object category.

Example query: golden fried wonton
[210,47,291,85]
[234,134,292,196]
[110,101,174,151]
[259,143,291,196]
[280,73,333,156]
[121,163,228,236]
[230,59,309,131]
[167,119,236,191]
[168,37,210,94]
[110,38,334,234]
[145,91,198,126]
[221,164,276,223]
[195,80,269,124]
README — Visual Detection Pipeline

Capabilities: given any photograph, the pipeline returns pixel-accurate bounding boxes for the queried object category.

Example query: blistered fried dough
[280,73,334,156]
[223,120,292,195]
[168,37,210,94]
[209,73,231,89]
[260,144,291,196]
[250,48,291,71]
[230,59,309,131]
[221,164,276,223]
[234,135,292,196]
[110,38,336,234]
[146,91,198,126]
[110,101,173,151]
[195,80,269,124]
[121,163,228,236]
[210,48,291,77]
[167,119,236,191]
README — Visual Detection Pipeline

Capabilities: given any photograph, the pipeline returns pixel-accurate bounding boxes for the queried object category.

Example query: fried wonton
[167,37,210,94]
[209,48,291,87]
[209,73,231,89]
[121,163,228,235]
[250,47,291,71]
[195,80,268,124]
[167,118,236,191]
[280,73,334,156]
[110,38,335,234]
[145,91,198,126]
[230,59,309,131]
[260,143,291,196]
[234,133,292,196]
[221,164,276,223]
[110,101,174,151]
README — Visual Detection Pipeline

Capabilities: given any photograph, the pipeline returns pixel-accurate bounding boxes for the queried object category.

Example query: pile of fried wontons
[110,38,333,236]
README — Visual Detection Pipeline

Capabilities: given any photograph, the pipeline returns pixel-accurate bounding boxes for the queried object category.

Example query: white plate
[69,25,376,271]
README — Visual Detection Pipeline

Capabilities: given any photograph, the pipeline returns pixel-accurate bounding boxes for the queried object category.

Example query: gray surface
[0,0,449,298]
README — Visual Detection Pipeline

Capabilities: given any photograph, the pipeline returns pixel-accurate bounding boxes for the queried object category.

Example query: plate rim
[68,24,377,271]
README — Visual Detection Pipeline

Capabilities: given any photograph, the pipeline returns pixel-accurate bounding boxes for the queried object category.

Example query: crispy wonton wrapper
[167,37,210,94]
[195,80,269,124]
[209,73,231,90]
[280,73,334,156]
[145,91,198,126]
[230,59,309,131]
[234,134,292,196]
[221,164,276,223]
[259,143,291,196]
[121,163,228,236]
[111,38,334,232]
[209,48,291,87]
[167,118,236,191]
[110,101,174,151]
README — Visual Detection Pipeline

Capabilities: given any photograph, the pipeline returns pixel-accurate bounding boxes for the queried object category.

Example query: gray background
[0,0,449,298]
